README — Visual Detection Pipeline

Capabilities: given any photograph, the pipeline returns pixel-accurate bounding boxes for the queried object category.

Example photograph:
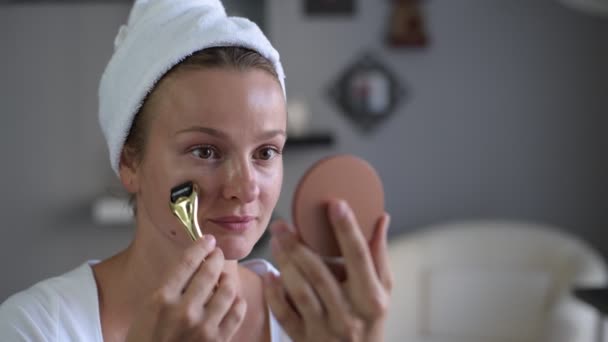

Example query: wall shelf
[286,133,335,148]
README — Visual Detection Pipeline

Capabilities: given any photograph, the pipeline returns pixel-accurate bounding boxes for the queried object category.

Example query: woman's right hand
[125,235,247,342]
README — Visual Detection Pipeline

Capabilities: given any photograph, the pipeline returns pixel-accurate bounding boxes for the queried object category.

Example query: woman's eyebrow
[258,129,286,140]
[174,126,227,138]
[174,126,286,140]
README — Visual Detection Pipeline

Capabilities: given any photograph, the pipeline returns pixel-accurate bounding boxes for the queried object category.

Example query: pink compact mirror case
[292,154,385,278]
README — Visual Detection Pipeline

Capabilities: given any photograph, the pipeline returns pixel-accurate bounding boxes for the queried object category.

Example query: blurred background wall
[0,0,606,300]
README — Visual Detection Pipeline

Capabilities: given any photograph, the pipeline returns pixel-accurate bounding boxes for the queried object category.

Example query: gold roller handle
[170,183,204,241]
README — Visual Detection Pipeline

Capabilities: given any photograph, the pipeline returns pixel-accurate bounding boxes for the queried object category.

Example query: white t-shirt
[0,259,291,341]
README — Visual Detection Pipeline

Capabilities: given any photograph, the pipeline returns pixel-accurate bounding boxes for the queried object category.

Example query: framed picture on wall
[328,53,406,133]
[305,0,356,16]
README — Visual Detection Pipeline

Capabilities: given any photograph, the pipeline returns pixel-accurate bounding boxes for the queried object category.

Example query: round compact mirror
[292,154,385,258]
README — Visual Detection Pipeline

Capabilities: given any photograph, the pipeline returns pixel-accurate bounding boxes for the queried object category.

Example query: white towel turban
[98,0,286,175]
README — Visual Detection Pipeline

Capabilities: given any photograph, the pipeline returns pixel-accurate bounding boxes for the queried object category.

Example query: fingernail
[332,200,348,219]
[204,234,216,247]
[270,221,289,237]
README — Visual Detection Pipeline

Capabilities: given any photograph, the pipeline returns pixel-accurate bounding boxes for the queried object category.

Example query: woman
[0,0,392,341]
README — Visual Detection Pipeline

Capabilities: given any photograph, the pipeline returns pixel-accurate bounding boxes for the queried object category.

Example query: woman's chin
[216,237,254,260]
[223,248,253,261]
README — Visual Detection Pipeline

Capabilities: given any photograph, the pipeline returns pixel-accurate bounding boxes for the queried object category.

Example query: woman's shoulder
[240,259,293,342]
[0,279,59,340]
[0,261,102,341]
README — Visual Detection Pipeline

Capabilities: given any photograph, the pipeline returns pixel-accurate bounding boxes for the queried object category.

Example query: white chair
[385,221,607,342]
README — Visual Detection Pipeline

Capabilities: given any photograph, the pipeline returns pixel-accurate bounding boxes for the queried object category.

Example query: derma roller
[170,181,204,241]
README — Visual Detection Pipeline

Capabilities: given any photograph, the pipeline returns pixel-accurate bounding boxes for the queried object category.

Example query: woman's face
[126,67,286,260]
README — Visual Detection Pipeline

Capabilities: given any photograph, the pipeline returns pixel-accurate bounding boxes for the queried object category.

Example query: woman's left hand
[263,199,392,342]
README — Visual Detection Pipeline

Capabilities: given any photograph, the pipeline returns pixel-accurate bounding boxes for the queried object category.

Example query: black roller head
[170,181,193,203]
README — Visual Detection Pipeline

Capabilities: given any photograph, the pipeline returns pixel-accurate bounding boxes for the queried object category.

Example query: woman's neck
[96,232,241,305]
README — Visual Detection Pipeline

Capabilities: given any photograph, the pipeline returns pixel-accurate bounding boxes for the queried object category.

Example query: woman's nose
[221,158,260,203]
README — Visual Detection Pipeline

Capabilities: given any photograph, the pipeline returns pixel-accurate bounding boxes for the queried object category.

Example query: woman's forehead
[150,68,286,136]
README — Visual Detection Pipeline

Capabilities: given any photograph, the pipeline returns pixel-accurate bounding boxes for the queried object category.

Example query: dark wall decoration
[328,53,406,133]
[387,0,429,47]
[305,0,355,16]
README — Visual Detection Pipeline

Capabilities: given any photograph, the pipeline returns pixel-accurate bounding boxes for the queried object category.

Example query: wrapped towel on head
[98,0,286,175]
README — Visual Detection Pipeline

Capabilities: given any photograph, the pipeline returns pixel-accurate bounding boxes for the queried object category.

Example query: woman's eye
[191,146,218,159]
[256,147,280,161]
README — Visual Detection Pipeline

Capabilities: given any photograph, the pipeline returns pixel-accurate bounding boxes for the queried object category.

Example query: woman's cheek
[260,165,283,201]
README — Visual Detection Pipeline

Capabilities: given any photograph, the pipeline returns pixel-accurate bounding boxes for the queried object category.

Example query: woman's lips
[208,216,256,233]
